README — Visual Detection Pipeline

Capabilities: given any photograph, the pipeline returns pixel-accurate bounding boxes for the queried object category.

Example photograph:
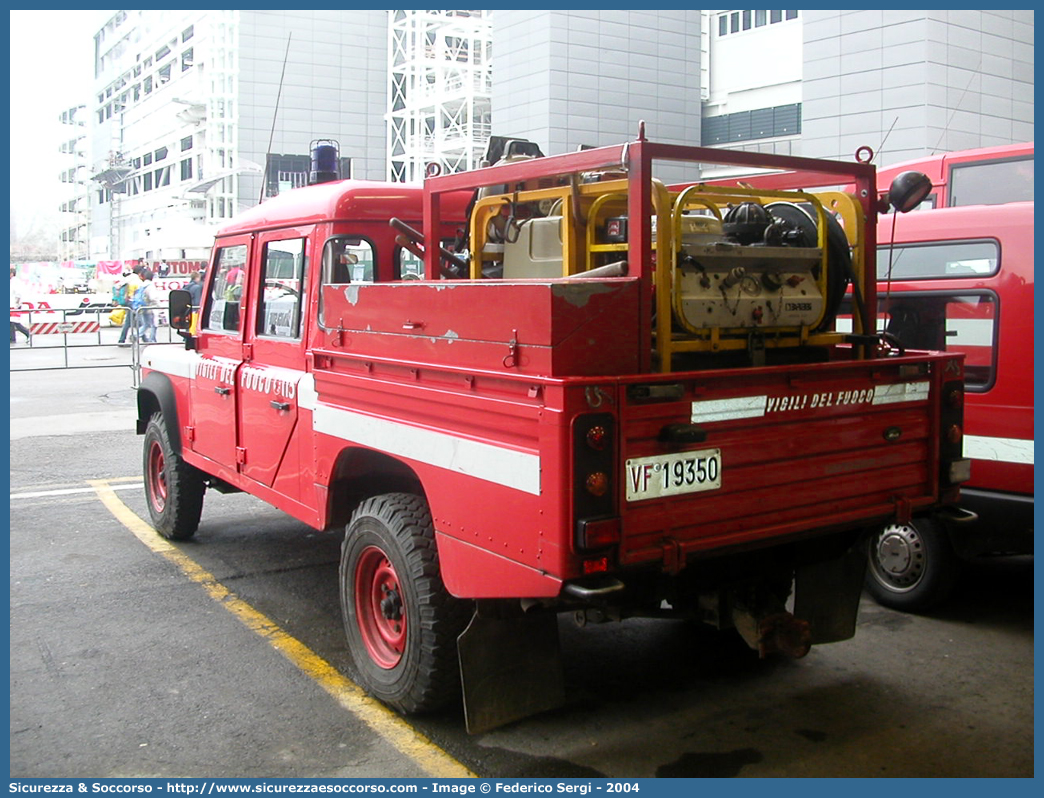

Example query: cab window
[204,244,248,333]
[257,238,307,339]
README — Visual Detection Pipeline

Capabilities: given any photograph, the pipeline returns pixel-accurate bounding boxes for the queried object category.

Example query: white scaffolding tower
[387,10,492,183]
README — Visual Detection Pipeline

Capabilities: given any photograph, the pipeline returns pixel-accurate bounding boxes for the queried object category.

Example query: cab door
[189,236,251,468]
[236,229,312,489]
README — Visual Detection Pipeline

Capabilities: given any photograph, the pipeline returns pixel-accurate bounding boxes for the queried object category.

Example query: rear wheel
[340,493,470,713]
[143,412,205,540]
[865,517,959,611]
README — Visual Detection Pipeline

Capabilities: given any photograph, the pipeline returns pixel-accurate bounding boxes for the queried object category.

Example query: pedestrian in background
[9,283,31,344]
[117,265,144,346]
[186,270,203,334]
[137,268,159,343]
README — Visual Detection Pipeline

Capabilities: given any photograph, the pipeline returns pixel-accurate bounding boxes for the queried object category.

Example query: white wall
[492,10,703,156]
[801,10,1034,165]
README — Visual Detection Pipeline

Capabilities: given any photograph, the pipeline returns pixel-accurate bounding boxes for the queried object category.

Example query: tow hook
[732,606,812,659]
[757,612,811,659]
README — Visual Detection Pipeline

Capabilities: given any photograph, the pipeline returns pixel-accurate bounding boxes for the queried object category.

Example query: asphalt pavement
[10,347,138,439]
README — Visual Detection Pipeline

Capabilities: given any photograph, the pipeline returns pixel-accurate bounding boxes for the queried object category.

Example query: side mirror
[887,171,932,214]
[168,289,192,330]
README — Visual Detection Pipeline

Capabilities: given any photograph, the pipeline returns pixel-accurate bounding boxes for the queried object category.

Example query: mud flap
[794,539,867,644]
[457,604,565,734]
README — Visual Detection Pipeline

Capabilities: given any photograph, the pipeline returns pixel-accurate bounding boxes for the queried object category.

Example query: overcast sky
[9,10,111,233]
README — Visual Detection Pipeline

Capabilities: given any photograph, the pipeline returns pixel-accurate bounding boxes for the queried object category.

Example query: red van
[863,200,1034,609]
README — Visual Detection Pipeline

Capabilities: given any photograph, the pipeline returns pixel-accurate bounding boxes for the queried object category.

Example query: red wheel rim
[353,545,407,669]
[147,440,167,514]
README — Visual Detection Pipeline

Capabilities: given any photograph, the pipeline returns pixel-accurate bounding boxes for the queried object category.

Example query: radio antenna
[872,117,898,164]
[930,57,981,155]
[259,32,293,204]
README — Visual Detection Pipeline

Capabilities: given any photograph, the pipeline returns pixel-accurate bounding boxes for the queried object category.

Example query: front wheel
[143,412,206,540]
[340,493,470,714]
[865,517,960,612]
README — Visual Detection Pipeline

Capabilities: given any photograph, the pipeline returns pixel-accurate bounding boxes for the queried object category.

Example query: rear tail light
[585,471,609,497]
[586,424,608,450]
[573,412,618,553]
[940,377,968,485]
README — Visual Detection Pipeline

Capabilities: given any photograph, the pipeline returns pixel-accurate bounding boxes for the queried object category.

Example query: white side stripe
[691,395,767,423]
[964,435,1035,465]
[298,373,318,410]
[872,381,930,405]
[140,344,197,379]
[690,379,931,423]
[139,368,541,495]
[313,404,542,495]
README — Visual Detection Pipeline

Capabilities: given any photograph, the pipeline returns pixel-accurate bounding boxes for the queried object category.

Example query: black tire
[865,516,960,612]
[143,412,206,540]
[340,493,471,714]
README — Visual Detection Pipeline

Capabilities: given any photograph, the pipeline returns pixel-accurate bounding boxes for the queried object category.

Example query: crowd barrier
[9,305,174,385]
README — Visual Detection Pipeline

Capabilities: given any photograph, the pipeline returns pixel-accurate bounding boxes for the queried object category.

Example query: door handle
[270,400,291,411]
[214,386,231,396]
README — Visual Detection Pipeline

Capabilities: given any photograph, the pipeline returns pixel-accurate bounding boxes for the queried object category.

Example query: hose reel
[672,200,851,336]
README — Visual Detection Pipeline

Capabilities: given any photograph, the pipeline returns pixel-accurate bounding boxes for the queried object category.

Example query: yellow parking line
[89,479,477,779]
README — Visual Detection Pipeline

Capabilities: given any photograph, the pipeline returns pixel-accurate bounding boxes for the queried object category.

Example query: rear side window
[881,292,998,391]
[394,238,464,279]
[318,237,376,328]
[322,237,375,285]
[877,240,999,280]
[949,156,1034,207]
[396,246,424,280]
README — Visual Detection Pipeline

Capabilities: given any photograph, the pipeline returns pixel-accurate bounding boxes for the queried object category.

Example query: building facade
[79,9,1033,262]
[88,9,386,263]
[57,104,91,261]
[698,8,804,179]
[800,10,1035,164]
[490,9,1033,179]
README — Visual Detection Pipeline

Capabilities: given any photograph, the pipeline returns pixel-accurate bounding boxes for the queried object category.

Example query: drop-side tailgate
[617,354,951,565]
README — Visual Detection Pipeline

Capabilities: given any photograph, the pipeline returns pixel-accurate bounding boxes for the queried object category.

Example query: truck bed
[612,356,946,567]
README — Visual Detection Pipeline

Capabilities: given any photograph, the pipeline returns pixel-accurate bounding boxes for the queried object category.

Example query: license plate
[625,449,722,502]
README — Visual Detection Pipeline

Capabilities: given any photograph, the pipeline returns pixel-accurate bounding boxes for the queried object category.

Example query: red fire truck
[861,199,1034,610]
[136,130,968,731]
[711,143,1034,611]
